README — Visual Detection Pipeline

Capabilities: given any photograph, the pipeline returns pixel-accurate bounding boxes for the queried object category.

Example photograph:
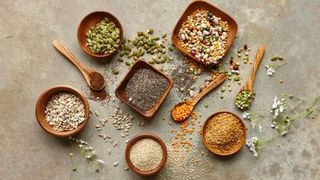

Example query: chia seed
[125,68,169,111]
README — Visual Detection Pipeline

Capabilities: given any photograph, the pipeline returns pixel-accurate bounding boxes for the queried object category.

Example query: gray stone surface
[1,0,319,179]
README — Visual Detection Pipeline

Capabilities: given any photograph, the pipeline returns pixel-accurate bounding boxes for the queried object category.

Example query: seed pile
[170,111,201,156]
[125,68,169,111]
[129,138,163,172]
[172,103,192,121]
[45,92,85,131]
[118,29,174,66]
[178,9,229,65]
[95,107,134,146]
[159,146,214,180]
[86,17,121,55]
[203,112,243,153]
[89,72,105,90]
[235,89,254,110]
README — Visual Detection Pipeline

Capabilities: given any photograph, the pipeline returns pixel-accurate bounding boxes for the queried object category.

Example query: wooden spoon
[53,40,105,91]
[171,74,227,121]
[236,45,265,109]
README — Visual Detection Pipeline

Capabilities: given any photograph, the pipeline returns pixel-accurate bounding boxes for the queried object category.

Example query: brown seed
[89,72,105,90]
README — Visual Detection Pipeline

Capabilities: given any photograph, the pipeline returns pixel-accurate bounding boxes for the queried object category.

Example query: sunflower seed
[113,162,119,167]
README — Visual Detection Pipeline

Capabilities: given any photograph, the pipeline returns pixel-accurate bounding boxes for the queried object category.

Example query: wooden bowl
[202,111,246,156]
[77,11,123,58]
[171,0,238,66]
[125,132,167,176]
[115,60,173,118]
[35,85,90,137]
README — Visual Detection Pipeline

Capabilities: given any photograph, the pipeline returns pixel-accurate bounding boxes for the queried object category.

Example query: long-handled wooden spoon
[235,45,265,110]
[171,74,227,122]
[53,40,105,91]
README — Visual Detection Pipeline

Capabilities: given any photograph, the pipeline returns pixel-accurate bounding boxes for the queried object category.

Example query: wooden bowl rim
[125,132,167,176]
[115,60,174,118]
[171,0,238,66]
[77,11,123,58]
[201,111,246,156]
[35,85,90,137]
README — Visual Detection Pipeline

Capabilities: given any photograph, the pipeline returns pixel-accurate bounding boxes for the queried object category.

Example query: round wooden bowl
[125,132,167,176]
[35,85,90,137]
[77,11,123,58]
[201,111,246,156]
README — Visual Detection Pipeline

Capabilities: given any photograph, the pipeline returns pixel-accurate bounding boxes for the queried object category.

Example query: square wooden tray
[171,0,238,66]
[115,61,173,118]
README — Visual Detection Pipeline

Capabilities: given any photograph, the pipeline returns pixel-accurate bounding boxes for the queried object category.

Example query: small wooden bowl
[77,11,123,58]
[171,0,238,66]
[115,60,173,118]
[35,85,90,137]
[125,132,167,176]
[202,111,246,156]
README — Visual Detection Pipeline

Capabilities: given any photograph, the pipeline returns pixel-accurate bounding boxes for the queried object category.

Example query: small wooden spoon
[236,45,265,109]
[171,74,227,121]
[53,40,105,91]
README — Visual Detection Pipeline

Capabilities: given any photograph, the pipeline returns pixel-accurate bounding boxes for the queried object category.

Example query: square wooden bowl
[172,0,238,66]
[115,61,173,118]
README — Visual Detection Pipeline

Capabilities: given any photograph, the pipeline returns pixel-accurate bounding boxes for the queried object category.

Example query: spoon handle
[53,40,90,75]
[246,45,265,91]
[189,74,227,106]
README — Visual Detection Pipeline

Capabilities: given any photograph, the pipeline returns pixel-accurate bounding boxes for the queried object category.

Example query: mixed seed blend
[178,9,229,65]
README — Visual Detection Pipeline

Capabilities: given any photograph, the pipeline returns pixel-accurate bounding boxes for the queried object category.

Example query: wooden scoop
[171,74,227,121]
[53,40,105,91]
[236,45,265,109]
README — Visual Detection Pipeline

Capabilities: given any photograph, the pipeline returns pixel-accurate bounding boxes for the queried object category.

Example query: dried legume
[178,9,229,65]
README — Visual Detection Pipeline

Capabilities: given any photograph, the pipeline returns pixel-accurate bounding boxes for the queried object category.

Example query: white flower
[246,137,259,157]
[242,111,251,120]
[267,67,275,76]
[271,96,285,119]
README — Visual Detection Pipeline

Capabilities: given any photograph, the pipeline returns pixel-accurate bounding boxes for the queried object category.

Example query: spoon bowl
[171,101,194,122]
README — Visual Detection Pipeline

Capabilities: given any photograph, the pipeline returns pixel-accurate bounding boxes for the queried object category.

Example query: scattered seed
[113,162,119,167]
[94,110,100,117]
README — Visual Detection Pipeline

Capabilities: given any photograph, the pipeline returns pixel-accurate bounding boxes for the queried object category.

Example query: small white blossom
[271,96,285,119]
[242,111,251,120]
[246,137,259,157]
[267,67,275,76]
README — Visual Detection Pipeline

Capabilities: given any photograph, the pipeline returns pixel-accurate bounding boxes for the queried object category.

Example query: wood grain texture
[244,45,265,92]
[189,74,227,105]
[53,40,105,91]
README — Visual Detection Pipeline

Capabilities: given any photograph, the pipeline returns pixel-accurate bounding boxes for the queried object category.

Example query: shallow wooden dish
[125,132,167,176]
[171,0,238,66]
[202,111,246,156]
[77,11,123,58]
[35,85,90,137]
[115,60,173,118]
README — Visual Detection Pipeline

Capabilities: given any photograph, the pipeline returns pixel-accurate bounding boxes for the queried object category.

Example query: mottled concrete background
[1,0,319,180]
